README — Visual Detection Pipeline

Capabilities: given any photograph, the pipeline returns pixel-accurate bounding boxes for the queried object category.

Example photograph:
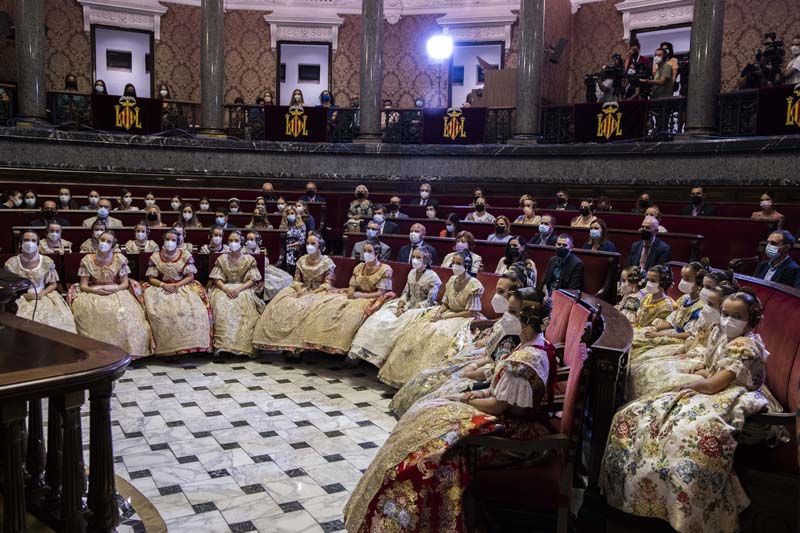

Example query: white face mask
[455,241,468,252]
[12,198,22,207]
[678,279,695,295]
[95,84,104,93]
[539,223,551,235]
[306,244,318,255]
[654,55,663,64]
[491,293,509,314]
[144,199,155,207]
[373,214,384,224]
[720,316,748,339]
[246,240,258,249]
[277,204,286,211]
[21,241,38,254]
[759,200,772,210]
[200,203,210,211]
[122,197,132,205]
[589,228,602,240]
[229,207,239,214]
[420,191,430,199]
[699,287,714,304]
[452,264,466,277]
[182,212,193,221]
[366,229,378,239]
[645,281,660,294]
[295,205,304,213]
[229,241,242,252]
[48,232,61,241]
[25,198,36,207]
[411,257,424,270]
[409,232,421,244]
[171,202,181,210]
[93,229,104,239]
[59,194,70,203]
[89,196,99,205]
[792,45,800,56]
[135,231,147,241]
[163,240,177,251]
[499,311,522,336]
[363,251,376,263]
[98,241,112,253]
[211,235,223,245]
[701,304,720,326]
[160,89,168,97]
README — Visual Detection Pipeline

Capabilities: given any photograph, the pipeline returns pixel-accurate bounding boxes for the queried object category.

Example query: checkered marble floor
[104,353,397,533]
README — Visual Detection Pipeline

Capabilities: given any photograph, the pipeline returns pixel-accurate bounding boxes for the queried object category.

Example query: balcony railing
[719,89,759,136]
[0,83,17,126]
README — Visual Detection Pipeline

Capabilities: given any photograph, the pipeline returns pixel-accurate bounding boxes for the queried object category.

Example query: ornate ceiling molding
[263,9,345,51]
[77,0,169,40]
[435,7,518,50]
[569,0,604,15]
[615,0,694,41]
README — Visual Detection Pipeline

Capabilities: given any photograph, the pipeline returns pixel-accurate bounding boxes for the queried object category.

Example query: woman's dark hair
[455,230,475,250]
[648,264,673,289]
[445,213,461,236]
[123,83,137,97]
[591,218,609,244]
[135,221,150,234]
[512,287,551,333]
[726,287,764,328]
[499,270,525,290]
[307,231,325,252]
[684,259,710,287]
[706,269,736,288]
[64,74,78,90]
[92,79,107,94]
[660,41,675,60]
[504,235,528,265]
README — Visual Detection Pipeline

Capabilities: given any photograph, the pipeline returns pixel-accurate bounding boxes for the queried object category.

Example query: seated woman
[252,232,335,353]
[244,230,293,301]
[349,247,441,367]
[616,265,646,324]
[750,191,783,226]
[115,188,139,211]
[582,218,617,253]
[68,231,152,357]
[39,221,72,254]
[199,225,229,254]
[180,204,203,229]
[438,213,461,238]
[464,197,495,223]
[143,230,211,357]
[246,206,273,231]
[494,235,537,287]
[143,192,157,210]
[279,205,307,276]
[442,231,483,275]
[301,242,393,355]
[514,194,541,225]
[124,222,159,254]
[632,265,675,328]
[570,199,596,228]
[486,215,512,243]
[145,205,165,229]
[378,253,484,388]
[390,270,526,417]
[345,288,554,532]
[602,289,770,533]
[5,231,76,333]
[171,222,195,253]
[208,231,264,357]
[80,220,109,253]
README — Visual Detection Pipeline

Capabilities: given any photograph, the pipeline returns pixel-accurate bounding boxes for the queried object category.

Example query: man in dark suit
[681,186,717,217]
[417,183,439,209]
[30,201,70,227]
[299,181,326,204]
[261,181,277,202]
[628,216,672,269]
[546,190,571,211]
[529,214,558,246]
[542,234,584,293]
[754,230,800,288]
[397,223,439,264]
[371,205,398,235]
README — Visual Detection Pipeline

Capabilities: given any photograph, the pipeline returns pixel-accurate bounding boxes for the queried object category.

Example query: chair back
[563,301,593,368]
[545,290,574,345]
[332,256,359,288]
[560,341,589,438]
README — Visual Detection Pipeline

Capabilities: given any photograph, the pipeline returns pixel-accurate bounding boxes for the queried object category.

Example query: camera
[585,53,625,103]
[741,32,785,88]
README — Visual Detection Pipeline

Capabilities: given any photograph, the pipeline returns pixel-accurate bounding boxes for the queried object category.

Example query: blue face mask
[287,215,297,224]
[321,93,331,103]
[765,243,781,259]
[366,229,378,239]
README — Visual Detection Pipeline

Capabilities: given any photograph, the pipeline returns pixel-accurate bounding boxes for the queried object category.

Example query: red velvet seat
[545,290,575,346]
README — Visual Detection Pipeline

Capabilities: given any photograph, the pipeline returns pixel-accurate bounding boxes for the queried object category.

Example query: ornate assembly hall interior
[0,0,798,531]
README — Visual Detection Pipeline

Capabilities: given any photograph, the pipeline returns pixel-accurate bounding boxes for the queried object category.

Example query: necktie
[640,242,650,269]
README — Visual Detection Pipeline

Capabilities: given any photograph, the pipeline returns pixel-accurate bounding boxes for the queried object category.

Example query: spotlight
[426,34,453,61]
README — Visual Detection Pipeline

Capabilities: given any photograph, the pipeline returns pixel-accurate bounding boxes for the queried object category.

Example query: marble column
[200,0,225,135]
[685,0,725,135]
[15,0,48,124]
[511,0,546,144]
[354,0,384,143]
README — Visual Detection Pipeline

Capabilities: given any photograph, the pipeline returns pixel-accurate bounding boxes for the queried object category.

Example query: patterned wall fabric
[46,0,91,91]
[155,4,201,101]
[224,10,276,104]
[332,14,361,106]
[541,0,573,104]
[0,0,15,82]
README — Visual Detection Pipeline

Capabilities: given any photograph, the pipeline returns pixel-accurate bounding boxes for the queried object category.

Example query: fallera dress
[4,255,76,333]
[208,253,265,356]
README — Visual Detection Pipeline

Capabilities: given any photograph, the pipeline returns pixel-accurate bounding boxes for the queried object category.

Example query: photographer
[624,38,651,99]
[640,48,674,99]
[740,33,786,88]
[783,35,800,85]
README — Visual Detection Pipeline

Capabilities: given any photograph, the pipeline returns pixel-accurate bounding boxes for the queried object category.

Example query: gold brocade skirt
[378,308,474,388]
[301,292,371,355]
[70,288,152,357]
[208,284,265,356]
[253,287,325,352]
[348,301,426,367]
[16,292,77,334]
[143,282,212,356]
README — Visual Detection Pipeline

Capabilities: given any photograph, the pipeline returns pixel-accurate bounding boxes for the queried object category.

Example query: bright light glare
[426,34,454,61]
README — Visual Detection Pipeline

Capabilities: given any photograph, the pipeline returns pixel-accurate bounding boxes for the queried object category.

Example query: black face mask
[557,197,567,205]
[66,80,77,90]
[691,195,703,206]
[556,247,569,259]
[306,189,316,196]
[638,199,650,209]
[640,229,653,241]
[475,204,486,212]
[356,192,365,200]
[388,203,399,212]
[43,209,57,219]
[146,213,158,221]
[579,207,591,216]
[495,226,506,235]
[509,247,521,257]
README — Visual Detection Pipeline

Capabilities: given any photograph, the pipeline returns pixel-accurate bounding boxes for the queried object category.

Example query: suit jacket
[530,233,558,246]
[352,239,392,261]
[379,220,399,235]
[31,216,70,228]
[681,203,718,217]
[397,242,439,264]
[542,253,584,292]
[299,193,326,204]
[81,216,123,229]
[417,198,439,209]
[582,240,618,253]
[754,257,800,287]
[627,238,672,269]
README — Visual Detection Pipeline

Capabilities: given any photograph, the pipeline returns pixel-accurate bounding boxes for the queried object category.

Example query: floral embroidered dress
[302,262,393,355]
[349,267,442,367]
[79,239,120,254]
[5,255,76,333]
[281,224,307,275]
[633,293,675,329]
[123,240,160,254]
[208,253,264,356]
[199,243,229,255]
[617,289,646,325]
[252,254,336,352]
[630,293,704,360]
[602,333,770,533]
[245,246,293,301]
[345,339,553,532]
[378,275,484,388]
[68,253,152,357]
[142,250,212,356]
[39,239,73,254]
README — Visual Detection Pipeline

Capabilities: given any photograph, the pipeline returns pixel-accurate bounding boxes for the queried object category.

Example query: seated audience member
[168,195,183,212]
[92,80,107,95]
[345,185,372,232]
[143,192,157,210]
[616,265,646,324]
[144,205,164,228]
[123,83,137,97]
[628,216,672,269]
[487,215,512,243]
[583,218,617,252]
[595,196,613,212]
[22,190,38,209]
[465,197,495,223]
[352,220,392,261]
[124,222,160,254]
[261,182,277,202]
[371,204,398,234]
[530,214,558,246]
[200,225,230,254]
[398,223,438,264]
[542,234,584,293]
[279,205,307,276]
[495,235,537,287]
[181,204,204,228]
[31,201,69,227]
[300,181,325,204]
[681,185,717,216]
[751,191,784,226]
[547,189,571,210]
[514,194,541,225]
[439,213,461,238]
[40,221,72,254]
[197,197,212,212]
[783,35,800,84]
[632,265,675,328]
[80,190,100,211]
[386,196,408,219]
[293,200,316,231]
[214,209,237,229]
[754,230,800,287]
[417,183,438,209]
[246,206,273,231]
[115,188,139,211]
[81,220,118,253]
[82,198,122,228]
[171,222,194,253]
[274,197,287,215]
[570,199,596,228]
[228,198,241,214]
[424,204,439,220]
[645,205,668,233]
[632,192,652,214]
[56,187,78,210]
[442,231,483,275]
[1,189,22,209]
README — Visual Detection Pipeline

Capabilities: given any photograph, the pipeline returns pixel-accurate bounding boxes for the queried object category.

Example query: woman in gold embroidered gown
[208,231,264,357]
[632,265,675,328]
[39,221,72,254]
[345,288,554,532]
[5,231,76,333]
[348,247,441,367]
[302,242,394,355]
[123,222,160,254]
[199,226,229,254]
[68,231,152,357]
[143,229,212,356]
[378,252,484,388]
[80,220,113,253]
[252,232,335,353]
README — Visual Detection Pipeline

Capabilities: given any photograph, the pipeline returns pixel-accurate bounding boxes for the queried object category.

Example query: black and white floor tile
[102,353,397,533]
